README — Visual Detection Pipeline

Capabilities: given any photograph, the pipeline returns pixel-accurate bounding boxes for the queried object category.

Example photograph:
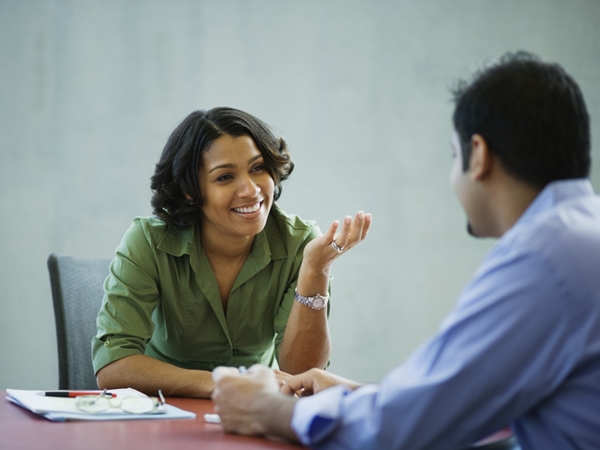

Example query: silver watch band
[294,288,329,310]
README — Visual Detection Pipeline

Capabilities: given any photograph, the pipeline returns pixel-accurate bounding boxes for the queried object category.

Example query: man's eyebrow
[207,155,263,174]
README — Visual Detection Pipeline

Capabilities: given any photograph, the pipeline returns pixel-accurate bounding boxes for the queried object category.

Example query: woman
[92,107,371,398]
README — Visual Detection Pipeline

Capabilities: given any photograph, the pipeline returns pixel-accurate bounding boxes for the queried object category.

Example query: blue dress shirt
[292,179,600,450]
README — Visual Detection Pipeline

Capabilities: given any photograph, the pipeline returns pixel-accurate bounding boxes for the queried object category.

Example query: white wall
[1,0,599,389]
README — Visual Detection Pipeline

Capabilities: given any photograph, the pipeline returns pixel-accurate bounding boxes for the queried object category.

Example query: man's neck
[488,174,542,237]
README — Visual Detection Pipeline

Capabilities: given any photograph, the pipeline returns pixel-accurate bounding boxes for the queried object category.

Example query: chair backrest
[47,253,112,390]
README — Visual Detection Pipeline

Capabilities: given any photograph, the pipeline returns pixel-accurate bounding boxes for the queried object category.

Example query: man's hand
[280,368,363,397]
[211,365,298,441]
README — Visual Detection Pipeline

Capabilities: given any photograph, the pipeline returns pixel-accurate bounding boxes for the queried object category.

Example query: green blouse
[92,204,325,374]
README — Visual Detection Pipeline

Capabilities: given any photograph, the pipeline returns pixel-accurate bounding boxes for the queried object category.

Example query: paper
[204,413,221,423]
[6,388,196,422]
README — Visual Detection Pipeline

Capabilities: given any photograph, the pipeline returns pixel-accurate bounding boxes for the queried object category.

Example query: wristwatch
[294,288,329,310]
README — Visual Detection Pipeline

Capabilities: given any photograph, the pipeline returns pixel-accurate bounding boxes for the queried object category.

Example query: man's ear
[468,134,493,181]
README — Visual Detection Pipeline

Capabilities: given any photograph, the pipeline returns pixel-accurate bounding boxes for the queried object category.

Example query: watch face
[312,297,325,309]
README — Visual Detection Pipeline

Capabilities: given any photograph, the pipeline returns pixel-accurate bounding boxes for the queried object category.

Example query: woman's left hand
[302,211,372,271]
[272,368,293,388]
[280,211,371,374]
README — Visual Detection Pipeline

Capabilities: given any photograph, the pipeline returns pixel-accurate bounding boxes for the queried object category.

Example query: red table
[0,390,298,450]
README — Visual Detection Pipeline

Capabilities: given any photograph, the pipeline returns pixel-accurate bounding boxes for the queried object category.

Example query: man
[211,52,600,450]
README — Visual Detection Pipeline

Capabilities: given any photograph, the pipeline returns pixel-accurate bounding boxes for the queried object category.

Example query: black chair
[47,253,112,390]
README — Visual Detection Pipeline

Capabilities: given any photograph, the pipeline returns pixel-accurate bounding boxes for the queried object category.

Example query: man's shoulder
[514,193,600,253]
[491,193,600,299]
[512,180,600,252]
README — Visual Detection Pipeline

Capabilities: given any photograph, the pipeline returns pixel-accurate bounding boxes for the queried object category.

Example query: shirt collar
[512,178,595,229]
[155,207,288,261]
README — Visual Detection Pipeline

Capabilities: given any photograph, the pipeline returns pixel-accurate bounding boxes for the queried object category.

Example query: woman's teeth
[233,203,260,213]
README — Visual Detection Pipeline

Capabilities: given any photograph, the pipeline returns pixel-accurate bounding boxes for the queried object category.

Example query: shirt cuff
[291,385,349,446]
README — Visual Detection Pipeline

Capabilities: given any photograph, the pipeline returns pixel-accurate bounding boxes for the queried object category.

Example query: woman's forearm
[278,265,332,374]
[96,354,216,398]
[278,211,371,373]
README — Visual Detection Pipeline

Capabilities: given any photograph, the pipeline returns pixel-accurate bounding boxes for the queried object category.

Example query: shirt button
[104,341,110,347]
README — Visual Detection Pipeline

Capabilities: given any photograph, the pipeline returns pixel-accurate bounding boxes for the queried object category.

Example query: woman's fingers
[347,211,365,247]
[334,211,372,251]
[324,220,340,242]
[305,211,371,263]
[358,213,372,241]
[333,215,353,249]
[350,212,372,245]
[273,369,293,388]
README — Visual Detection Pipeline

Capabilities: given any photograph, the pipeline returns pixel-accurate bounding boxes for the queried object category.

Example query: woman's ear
[468,134,493,181]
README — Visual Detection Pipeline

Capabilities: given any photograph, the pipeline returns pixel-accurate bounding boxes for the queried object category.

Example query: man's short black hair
[452,51,591,188]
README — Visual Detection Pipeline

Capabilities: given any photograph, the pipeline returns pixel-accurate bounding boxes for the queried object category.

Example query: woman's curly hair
[150,108,294,228]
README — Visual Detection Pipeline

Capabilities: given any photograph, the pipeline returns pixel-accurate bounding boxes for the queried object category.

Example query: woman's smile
[232,200,263,215]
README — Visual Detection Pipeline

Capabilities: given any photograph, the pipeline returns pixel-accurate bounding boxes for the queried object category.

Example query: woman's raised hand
[303,211,372,270]
[280,211,371,373]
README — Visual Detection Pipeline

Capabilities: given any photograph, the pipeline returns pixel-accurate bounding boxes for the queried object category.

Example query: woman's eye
[251,164,265,173]
[216,174,233,182]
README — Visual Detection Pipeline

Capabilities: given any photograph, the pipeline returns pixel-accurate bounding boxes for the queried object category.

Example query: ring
[331,240,345,253]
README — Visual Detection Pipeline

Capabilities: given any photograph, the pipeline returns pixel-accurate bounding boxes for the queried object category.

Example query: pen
[42,391,117,398]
